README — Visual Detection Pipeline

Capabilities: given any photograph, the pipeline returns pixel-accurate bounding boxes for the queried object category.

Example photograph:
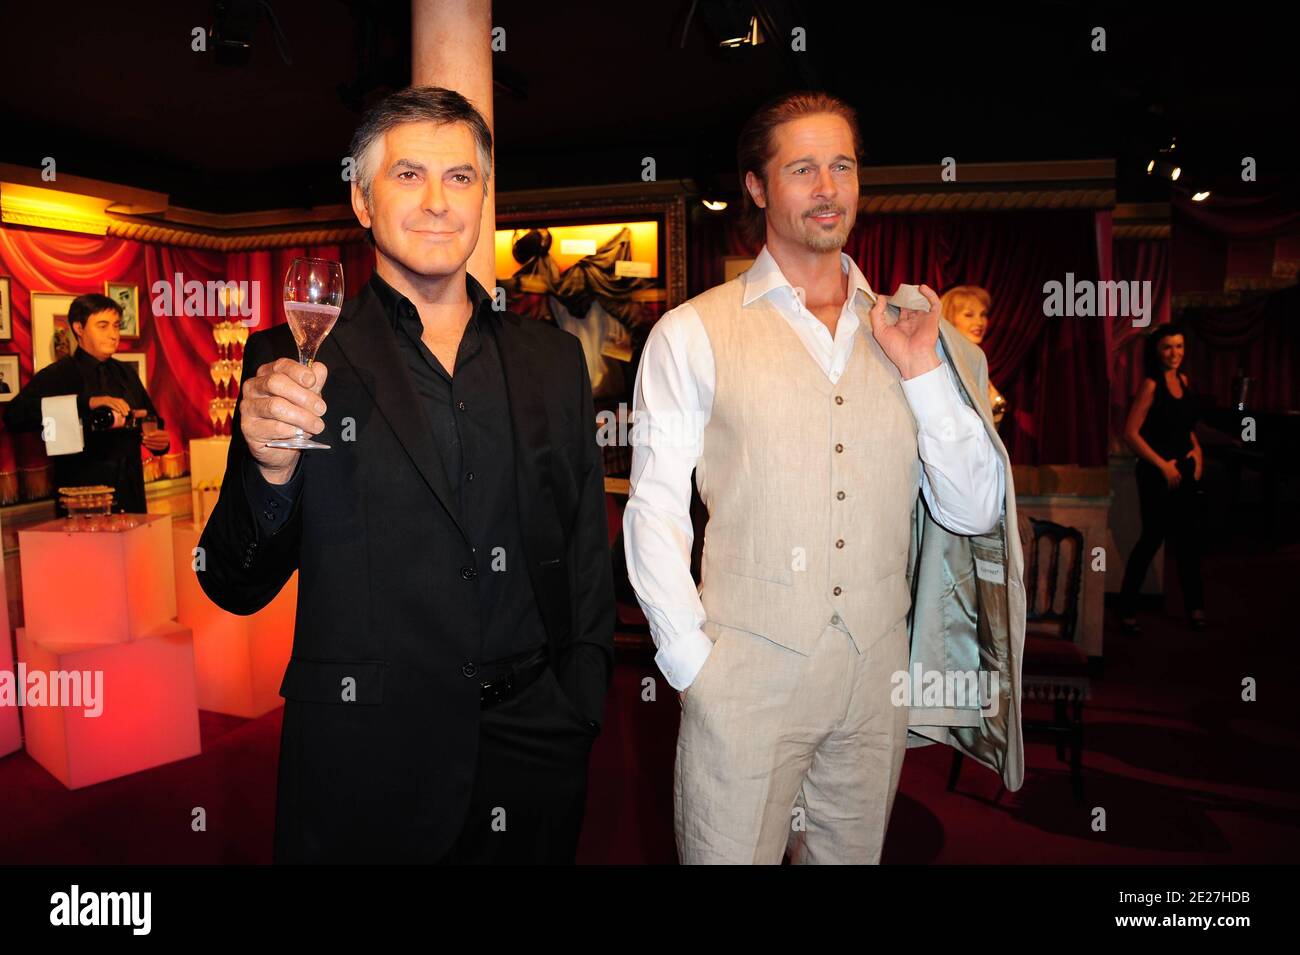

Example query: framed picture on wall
[114,352,148,389]
[495,190,686,427]
[0,355,18,402]
[105,282,140,338]
[0,277,11,339]
[30,291,78,372]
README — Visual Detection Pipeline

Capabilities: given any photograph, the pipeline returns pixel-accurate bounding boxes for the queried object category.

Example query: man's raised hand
[868,283,943,380]
[240,358,329,482]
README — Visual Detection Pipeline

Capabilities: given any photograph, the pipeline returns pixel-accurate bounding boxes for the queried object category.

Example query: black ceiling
[1,1,1294,213]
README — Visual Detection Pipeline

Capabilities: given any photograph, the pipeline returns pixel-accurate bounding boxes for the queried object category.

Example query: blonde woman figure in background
[941,285,1006,428]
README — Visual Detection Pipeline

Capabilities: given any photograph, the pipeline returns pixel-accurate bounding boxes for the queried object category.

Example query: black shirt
[247,272,550,665]
[3,348,166,514]
[1138,372,1199,462]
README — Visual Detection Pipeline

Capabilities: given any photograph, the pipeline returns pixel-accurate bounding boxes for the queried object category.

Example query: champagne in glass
[266,257,343,450]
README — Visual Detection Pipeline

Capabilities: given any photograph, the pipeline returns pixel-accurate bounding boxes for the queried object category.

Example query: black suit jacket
[196,281,615,863]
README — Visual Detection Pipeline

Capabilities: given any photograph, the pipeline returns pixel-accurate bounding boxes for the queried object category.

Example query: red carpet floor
[1,535,1297,864]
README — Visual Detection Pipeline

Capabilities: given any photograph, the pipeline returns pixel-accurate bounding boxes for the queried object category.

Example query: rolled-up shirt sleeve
[623,305,716,691]
[899,340,1004,536]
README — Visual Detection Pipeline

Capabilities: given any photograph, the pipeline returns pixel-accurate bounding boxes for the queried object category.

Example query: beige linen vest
[692,277,920,657]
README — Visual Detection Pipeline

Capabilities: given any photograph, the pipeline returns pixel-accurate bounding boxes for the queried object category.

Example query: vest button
[835,395,844,405]
[833,586,843,596]
[836,539,845,548]
[836,490,845,500]
[462,662,478,678]
[460,566,477,580]
[831,614,841,625]
[835,443,844,453]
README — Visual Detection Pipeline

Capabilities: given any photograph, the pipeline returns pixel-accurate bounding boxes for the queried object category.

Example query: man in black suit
[196,86,615,864]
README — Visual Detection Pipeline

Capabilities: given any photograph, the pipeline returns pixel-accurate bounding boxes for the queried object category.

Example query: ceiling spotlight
[702,199,729,211]
[719,15,762,48]
[1192,190,1211,202]
[1146,159,1182,182]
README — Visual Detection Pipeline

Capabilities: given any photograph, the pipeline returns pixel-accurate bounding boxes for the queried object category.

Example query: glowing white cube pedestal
[189,437,231,529]
[18,514,176,647]
[16,623,201,789]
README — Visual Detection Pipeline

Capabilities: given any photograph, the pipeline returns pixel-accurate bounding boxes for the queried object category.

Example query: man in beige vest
[624,91,1023,864]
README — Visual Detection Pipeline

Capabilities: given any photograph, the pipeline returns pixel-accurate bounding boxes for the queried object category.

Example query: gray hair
[349,86,493,205]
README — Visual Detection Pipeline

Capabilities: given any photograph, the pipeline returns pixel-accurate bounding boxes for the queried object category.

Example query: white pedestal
[189,436,232,529]
[18,514,176,647]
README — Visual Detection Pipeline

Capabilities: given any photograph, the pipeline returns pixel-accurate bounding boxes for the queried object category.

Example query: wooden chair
[948,517,1090,800]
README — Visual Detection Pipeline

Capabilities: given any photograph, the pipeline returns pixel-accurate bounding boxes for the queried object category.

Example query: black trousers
[1120,459,1206,617]
[437,662,598,864]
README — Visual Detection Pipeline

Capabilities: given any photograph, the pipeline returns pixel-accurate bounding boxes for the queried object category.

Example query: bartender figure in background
[3,293,171,513]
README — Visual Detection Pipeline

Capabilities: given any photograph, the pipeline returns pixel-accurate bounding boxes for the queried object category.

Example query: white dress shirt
[624,246,1005,690]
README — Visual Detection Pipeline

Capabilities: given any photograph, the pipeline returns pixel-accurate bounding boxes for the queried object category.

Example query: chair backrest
[1024,517,1084,643]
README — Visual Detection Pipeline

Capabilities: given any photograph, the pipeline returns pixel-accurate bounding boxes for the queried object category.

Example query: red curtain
[0,225,373,472]
[1179,285,1300,414]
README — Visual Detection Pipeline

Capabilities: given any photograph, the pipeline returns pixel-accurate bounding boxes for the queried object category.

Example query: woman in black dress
[1119,324,1207,632]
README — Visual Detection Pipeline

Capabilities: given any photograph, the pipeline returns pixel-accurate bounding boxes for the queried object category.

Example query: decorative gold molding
[2,205,107,235]
[105,215,366,250]
[1114,223,1171,240]
[859,159,1114,186]
[1113,201,1170,240]
[0,184,112,235]
[1172,291,1246,310]
[1223,274,1296,292]
[860,188,1115,214]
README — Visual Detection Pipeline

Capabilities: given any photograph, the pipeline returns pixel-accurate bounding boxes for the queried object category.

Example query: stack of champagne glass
[208,320,248,436]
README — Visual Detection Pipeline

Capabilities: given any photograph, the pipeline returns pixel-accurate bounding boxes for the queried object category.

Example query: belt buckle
[480,671,515,706]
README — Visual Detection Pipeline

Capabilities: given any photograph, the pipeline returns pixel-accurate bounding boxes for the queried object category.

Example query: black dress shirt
[245,272,551,664]
[3,348,167,514]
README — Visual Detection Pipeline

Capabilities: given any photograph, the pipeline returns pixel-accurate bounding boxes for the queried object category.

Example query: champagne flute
[266,258,343,450]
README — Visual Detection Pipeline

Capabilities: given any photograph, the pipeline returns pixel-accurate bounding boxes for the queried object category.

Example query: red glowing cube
[15,622,201,789]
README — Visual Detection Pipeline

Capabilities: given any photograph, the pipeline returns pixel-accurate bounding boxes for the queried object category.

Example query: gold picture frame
[0,277,11,340]
[104,282,140,338]
[30,291,78,372]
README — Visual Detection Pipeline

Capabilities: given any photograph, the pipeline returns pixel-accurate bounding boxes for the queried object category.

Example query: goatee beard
[804,231,847,252]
